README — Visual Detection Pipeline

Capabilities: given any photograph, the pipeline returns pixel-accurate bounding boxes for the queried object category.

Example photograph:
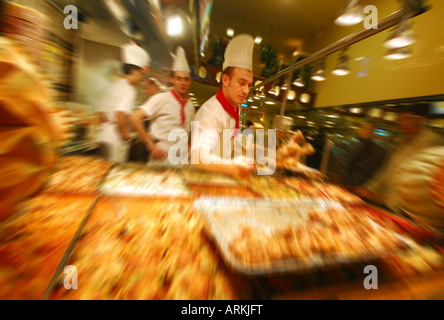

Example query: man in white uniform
[97,42,150,163]
[130,47,195,161]
[192,34,255,179]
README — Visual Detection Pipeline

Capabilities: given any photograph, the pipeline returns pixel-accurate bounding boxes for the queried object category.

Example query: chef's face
[170,71,192,96]
[131,68,145,85]
[222,67,253,107]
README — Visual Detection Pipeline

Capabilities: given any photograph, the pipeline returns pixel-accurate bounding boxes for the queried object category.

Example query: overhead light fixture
[254,91,261,100]
[293,73,305,87]
[332,49,351,76]
[311,61,326,81]
[335,0,365,26]
[281,83,288,91]
[259,91,266,99]
[326,114,340,118]
[384,20,416,49]
[350,108,362,114]
[251,106,258,109]
[227,28,234,38]
[287,90,296,101]
[297,116,306,119]
[167,15,183,36]
[384,46,413,60]
[273,85,281,96]
[189,93,195,96]
[247,97,254,103]
[300,93,312,104]
[265,101,276,105]
[254,36,263,45]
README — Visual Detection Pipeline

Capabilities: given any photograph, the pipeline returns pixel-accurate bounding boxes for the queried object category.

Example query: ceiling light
[326,114,340,118]
[281,83,288,91]
[287,90,296,101]
[293,75,305,87]
[311,61,326,81]
[332,51,351,76]
[268,86,276,95]
[167,16,183,36]
[265,101,276,105]
[189,93,194,96]
[384,21,416,49]
[227,28,234,38]
[254,36,263,45]
[384,46,413,60]
[259,92,266,99]
[251,106,258,109]
[247,97,254,102]
[273,85,281,96]
[300,93,312,103]
[350,108,362,114]
[335,0,365,26]
[297,116,306,119]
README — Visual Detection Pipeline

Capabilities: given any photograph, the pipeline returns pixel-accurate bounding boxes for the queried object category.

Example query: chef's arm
[116,111,131,141]
[129,109,154,148]
[97,111,107,124]
[192,146,253,180]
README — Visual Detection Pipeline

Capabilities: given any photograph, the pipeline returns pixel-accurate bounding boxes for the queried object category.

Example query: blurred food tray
[101,163,192,198]
[195,197,419,276]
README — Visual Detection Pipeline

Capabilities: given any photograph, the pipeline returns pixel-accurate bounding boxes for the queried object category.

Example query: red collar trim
[216,89,239,138]
[171,90,188,126]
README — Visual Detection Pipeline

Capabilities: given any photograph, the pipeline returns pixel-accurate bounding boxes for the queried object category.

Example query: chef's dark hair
[123,64,142,75]
[220,67,235,88]
[399,103,431,117]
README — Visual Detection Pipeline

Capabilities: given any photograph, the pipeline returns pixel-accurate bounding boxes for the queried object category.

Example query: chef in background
[130,47,195,162]
[97,42,150,163]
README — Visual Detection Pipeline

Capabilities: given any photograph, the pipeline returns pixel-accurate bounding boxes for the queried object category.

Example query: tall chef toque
[223,34,254,72]
[173,46,191,72]
[121,41,150,69]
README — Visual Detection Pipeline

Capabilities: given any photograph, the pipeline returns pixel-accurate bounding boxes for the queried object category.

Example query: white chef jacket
[140,90,195,153]
[193,95,239,162]
[97,78,135,162]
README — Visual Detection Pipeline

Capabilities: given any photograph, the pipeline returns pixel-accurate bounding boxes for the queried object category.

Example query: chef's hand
[230,163,254,180]
[149,143,168,161]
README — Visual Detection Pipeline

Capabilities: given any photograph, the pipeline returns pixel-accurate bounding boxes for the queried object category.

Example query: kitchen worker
[192,34,256,180]
[130,46,195,161]
[355,103,444,213]
[97,41,150,163]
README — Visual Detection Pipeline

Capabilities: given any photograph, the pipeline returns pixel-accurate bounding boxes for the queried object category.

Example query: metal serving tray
[195,197,418,276]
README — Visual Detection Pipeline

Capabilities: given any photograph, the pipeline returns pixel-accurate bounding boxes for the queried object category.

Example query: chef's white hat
[172,46,191,72]
[223,34,254,72]
[121,42,150,69]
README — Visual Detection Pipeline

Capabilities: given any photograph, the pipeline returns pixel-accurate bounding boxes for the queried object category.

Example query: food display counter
[0,155,443,300]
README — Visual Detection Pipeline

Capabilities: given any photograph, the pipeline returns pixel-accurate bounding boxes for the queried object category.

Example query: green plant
[260,44,278,77]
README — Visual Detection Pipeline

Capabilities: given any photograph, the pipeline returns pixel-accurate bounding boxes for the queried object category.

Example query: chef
[130,46,195,161]
[192,34,255,179]
[97,41,150,163]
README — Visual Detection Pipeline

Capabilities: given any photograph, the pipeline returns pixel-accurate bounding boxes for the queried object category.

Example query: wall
[304,0,444,108]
